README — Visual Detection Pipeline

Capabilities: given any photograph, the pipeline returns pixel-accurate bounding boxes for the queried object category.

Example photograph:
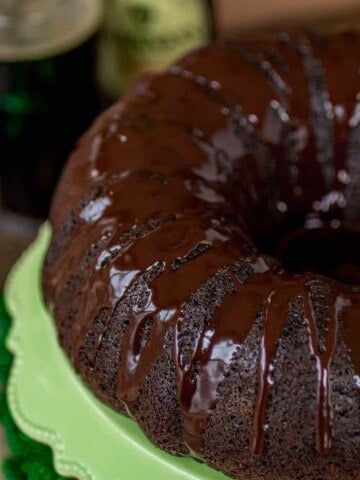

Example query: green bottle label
[98,0,211,98]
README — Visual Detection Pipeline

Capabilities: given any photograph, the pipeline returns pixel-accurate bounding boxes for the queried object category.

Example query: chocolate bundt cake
[43,29,360,479]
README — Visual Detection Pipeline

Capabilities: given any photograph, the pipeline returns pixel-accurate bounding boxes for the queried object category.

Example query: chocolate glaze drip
[345,110,360,229]
[303,289,340,454]
[43,29,360,477]
[225,40,291,99]
[298,36,335,191]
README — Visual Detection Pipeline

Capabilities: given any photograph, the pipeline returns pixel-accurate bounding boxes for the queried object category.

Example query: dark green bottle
[97,0,213,102]
[0,0,102,218]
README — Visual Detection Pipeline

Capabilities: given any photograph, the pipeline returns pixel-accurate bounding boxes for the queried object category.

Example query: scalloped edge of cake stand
[4,223,230,480]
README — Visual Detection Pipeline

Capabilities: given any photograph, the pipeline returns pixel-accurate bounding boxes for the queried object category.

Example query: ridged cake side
[43,30,360,480]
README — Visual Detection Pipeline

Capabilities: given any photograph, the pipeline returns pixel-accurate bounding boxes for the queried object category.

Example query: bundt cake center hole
[274,227,360,285]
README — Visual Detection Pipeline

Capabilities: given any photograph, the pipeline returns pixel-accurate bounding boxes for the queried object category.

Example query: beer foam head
[0,0,102,61]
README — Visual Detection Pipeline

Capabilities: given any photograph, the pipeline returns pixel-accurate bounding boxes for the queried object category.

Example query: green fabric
[0,296,67,480]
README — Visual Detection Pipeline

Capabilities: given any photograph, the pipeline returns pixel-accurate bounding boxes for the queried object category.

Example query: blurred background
[1,0,360,290]
[1,0,360,474]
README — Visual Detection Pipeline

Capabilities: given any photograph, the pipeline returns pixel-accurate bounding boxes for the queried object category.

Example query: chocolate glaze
[43,29,360,479]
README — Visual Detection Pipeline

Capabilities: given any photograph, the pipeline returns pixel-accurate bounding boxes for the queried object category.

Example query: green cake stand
[4,224,230,480]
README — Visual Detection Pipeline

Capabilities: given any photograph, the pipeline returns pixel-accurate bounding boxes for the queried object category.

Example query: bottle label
[98,0,211,98]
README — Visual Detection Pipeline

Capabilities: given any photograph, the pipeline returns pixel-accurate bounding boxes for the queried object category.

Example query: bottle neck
[0,0,102,61]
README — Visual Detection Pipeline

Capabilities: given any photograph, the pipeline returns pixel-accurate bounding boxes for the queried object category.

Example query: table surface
[0,213,38,290]
[215,0,360,31]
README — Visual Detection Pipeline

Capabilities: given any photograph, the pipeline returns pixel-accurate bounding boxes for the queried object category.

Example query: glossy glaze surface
[43,29,360,479]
